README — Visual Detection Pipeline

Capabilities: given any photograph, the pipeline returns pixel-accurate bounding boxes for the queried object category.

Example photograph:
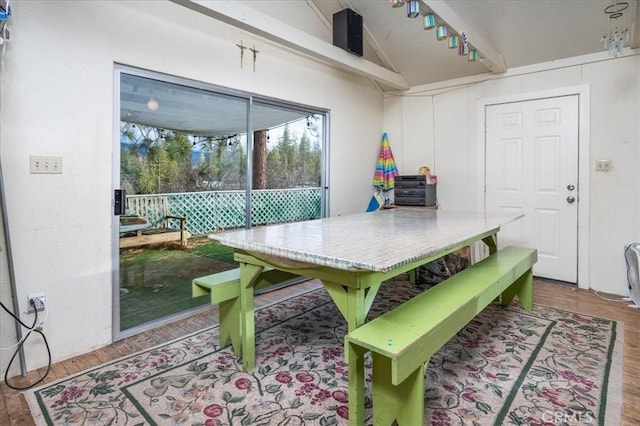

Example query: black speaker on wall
[332,8,363,57]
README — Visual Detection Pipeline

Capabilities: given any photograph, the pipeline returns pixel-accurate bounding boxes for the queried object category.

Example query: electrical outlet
[27,292,46,313]
[595,159,611,172]
[30,155,63,174]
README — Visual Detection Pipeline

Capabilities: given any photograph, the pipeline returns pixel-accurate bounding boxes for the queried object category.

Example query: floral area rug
[26,280,622,425]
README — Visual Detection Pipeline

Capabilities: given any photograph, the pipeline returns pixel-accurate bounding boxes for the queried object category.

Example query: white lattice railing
[126,188,321,236]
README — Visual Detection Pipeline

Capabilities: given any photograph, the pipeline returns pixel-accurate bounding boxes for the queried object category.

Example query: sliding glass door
[250,102,324,227]
[113,66,328,339]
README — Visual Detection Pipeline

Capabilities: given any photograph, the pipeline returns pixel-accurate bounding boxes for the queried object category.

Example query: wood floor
[1,278,638,425]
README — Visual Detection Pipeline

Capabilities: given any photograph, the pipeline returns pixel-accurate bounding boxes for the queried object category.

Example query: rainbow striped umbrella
[372,132,399,191]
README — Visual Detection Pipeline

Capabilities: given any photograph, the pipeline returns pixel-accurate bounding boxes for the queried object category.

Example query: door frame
[475,85,590,289]
[112,64,330,340]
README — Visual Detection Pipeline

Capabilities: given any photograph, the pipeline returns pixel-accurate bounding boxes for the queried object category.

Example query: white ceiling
[125,0,639,135]
[241,0,639,88]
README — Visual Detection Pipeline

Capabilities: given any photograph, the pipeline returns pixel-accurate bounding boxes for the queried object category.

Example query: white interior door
[485,95,579,283]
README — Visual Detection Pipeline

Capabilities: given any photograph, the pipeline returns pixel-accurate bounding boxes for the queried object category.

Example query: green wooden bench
[345,246,537,426]
[192,267,299,355]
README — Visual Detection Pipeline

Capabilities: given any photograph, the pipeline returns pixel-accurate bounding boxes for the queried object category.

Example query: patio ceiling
[120,73,310,138]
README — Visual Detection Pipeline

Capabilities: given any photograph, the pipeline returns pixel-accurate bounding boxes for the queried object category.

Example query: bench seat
[192,267,299,353]
[345,246,537,426]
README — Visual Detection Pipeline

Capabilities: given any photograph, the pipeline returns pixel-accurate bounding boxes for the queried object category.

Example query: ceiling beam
[170,0,410,90]
[425,0,507,73]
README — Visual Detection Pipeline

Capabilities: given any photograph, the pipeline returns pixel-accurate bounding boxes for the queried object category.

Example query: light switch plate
[595,160,611,172]
[30,156,63,174]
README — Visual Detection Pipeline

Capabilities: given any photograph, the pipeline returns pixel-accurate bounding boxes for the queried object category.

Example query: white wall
[0,1,384,375]
[387,53,640,296]
[3,0,636,378]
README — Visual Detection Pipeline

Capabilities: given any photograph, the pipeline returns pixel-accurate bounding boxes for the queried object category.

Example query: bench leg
[501,268,533,311]
[370,354,426,426]
[218,298,242,356]
[347,342,367,426]
[239,263,265,372]
[482,234,498,254]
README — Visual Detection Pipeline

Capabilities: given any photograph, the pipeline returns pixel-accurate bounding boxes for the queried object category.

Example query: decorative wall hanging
[448,34,459,49]
[406,1,420,18]
[423,13,436,30]
[389,4,483,66]
[602,1,630,57]
[436,25,448,40]
[458,32,469,55]
[236,40,247,69]
[249,45,259,72]
[0,0,10,44]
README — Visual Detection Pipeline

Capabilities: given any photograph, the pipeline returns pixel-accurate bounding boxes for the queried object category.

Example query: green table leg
[482,233,498,254]
[324,279,384,332]
[482,233,500,303]
[346,285,367,332]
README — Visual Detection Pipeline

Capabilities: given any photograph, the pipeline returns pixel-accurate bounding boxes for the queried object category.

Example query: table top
[210,209,522,273]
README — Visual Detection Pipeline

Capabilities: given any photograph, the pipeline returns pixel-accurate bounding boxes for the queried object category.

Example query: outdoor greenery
[119,238,236,330]
[118,117,323,330]
[266,125,322,189]
[120,119,322,195]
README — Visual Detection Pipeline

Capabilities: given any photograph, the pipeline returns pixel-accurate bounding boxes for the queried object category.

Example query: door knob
[566,196,576,204]
[567,184,575,191]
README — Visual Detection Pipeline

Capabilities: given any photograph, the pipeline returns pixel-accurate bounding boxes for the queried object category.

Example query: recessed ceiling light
[147,98,159,111]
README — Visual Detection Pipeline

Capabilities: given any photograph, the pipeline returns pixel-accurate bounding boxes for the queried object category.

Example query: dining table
[209,207,523,371]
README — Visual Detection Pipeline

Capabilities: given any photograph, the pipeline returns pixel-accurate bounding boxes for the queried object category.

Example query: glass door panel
[250,102,324,226]
[114,69,328,338]
[117,72,248,335]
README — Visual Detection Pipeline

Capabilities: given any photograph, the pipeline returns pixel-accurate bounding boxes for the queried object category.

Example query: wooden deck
[119,228,191,248]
